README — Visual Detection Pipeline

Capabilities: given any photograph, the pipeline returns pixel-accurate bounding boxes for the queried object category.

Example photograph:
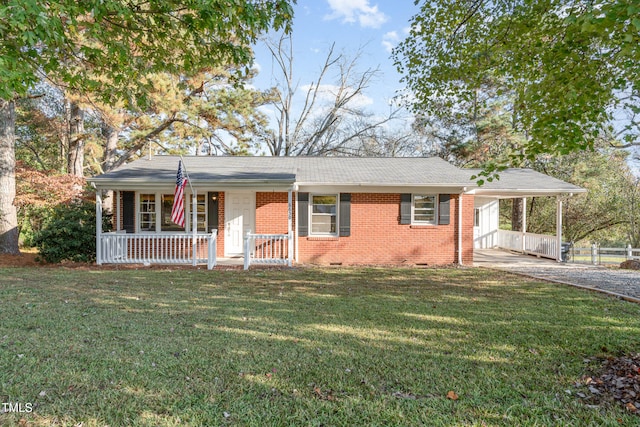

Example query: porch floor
[217,257,245,267]
[473,248,575,269]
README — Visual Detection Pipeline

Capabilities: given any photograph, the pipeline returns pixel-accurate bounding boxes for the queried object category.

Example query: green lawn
[1,266,639,426]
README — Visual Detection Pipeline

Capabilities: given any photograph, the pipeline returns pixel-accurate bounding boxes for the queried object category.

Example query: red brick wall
[252,192,474,266]
[256,192,290,234]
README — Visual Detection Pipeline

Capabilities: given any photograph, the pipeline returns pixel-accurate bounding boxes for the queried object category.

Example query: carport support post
[521,197,527,253]
[556,196,563,262]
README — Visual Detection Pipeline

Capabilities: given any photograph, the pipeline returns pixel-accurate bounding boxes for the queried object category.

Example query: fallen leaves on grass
[312,385,337,401]
[446,390,459,400]
[576,353,640,415]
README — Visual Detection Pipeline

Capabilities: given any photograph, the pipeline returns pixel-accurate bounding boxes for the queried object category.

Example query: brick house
[89,156,584,269]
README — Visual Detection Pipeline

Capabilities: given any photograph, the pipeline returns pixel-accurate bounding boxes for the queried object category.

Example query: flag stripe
[171,160,188,227]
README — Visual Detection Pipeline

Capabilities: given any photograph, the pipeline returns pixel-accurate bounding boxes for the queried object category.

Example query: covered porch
[90,156,298,270]
[95,189,294,270]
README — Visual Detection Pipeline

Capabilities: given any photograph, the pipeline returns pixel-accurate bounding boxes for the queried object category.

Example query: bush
[31,201,110,263]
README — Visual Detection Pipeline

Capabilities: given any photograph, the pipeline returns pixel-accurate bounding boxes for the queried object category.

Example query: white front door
[225,192,255,256]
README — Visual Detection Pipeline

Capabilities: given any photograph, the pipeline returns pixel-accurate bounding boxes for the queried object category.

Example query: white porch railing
[497,230,558,260]
[244,232,292,270]
[98,230,217,269]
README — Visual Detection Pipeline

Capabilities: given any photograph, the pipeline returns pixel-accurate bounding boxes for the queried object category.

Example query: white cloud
[382,31,399,53]
[324,0,388,29]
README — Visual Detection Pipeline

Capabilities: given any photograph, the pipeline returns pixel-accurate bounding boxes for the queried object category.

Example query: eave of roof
[465,168,586,198]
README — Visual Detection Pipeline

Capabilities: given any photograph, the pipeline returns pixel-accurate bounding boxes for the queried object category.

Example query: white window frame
[136,191,206,233]
[309,193,339,236]
[412,194,438,225]
[193,193,207,232]
[138,193,157,231]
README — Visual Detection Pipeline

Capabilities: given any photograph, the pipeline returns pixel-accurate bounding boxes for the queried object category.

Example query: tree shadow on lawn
[2,267,640,426]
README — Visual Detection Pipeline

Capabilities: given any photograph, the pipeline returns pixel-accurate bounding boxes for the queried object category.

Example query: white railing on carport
[494,196,565,262]
[497,230,559,260]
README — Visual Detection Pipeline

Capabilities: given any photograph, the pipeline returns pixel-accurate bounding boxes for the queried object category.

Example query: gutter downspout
[287,187,293,267]
[294,184,299,264]
[458,190,465,265]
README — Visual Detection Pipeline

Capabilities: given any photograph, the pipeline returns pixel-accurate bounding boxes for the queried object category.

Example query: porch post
[115,190,121,231]
[288,188,293,267]
[556,196,563,262]
[521,197,527,253]
[192,189,197,267]
[96,190,103,265]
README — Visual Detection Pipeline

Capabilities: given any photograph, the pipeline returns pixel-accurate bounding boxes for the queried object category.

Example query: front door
[225,192,255,256]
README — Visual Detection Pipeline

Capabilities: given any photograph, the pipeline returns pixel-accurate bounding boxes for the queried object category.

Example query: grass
[1,266,640,426]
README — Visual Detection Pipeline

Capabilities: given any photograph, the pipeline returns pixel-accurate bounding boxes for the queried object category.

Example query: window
[474,208,480,227]
[161,194,184,231]
[194,194,206,231]
[137,192,205,232]
[311,194,337,235]
[139,194,156,231]
[413,195,437,224]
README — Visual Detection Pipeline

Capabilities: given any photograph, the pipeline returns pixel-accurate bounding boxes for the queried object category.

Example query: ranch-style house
[88,156,585,269]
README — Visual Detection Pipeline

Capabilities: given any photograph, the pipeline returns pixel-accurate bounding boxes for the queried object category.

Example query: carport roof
[467,168,586,197]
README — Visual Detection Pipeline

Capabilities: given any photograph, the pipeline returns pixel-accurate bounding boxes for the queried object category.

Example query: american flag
[171,160,188,227]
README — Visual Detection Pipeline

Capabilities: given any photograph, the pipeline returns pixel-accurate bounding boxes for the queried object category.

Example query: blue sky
[251,0,420,117]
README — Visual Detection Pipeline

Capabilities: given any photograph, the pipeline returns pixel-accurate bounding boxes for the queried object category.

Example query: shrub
[31,201,110,263]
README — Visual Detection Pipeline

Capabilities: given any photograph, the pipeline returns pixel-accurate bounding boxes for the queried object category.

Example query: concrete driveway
[474,249,640,303]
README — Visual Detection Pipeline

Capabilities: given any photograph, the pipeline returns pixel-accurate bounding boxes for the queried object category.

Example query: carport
[467,169,586,262]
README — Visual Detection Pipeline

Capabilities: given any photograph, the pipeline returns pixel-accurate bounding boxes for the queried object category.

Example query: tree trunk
[67,101,85,177]
[512,198,523,232]
[0,100,20,254]
[102,121,119,173]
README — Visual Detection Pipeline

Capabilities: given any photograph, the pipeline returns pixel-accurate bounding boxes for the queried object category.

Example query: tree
[498,148,638,244]
[410,78,526,168]
[393,0,640,161]
[0,0,293,254]
[258,32,402,156]
[90,68,276,171]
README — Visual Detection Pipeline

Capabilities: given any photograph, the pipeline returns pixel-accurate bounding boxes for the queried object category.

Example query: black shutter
[339,193,351,237]
[207,192,219,232]
[298,192,309,237]
[122,191,135,233]
[439,194,451,225]
[400,193,411,224]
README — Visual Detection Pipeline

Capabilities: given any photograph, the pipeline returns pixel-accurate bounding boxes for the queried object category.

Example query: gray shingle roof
[89,156,584,196]
[90,155,476,187]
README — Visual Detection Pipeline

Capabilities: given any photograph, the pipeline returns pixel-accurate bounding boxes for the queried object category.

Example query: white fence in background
[98,231,217,269]
[569,244,640,265]
[497,230,559,260]
[244,232,292,270]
